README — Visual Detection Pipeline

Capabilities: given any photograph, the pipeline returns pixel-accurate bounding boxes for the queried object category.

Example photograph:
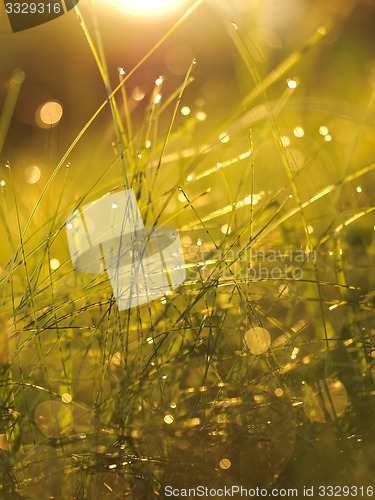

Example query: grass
[1,0,375,498]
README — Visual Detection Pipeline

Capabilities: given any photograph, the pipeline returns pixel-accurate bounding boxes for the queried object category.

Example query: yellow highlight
[164,414,174,424]
[219,458,231,470]
[119,0,186,14]
[39,101,63,126]
[244,327,271,355]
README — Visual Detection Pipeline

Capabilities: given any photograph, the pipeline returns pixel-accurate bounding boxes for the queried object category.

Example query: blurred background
[1,0,375,498]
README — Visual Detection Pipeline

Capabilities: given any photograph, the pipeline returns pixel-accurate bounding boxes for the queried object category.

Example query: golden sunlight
[118,0,186,14]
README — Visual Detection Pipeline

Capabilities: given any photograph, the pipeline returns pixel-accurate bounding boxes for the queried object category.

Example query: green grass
[1,0,375,498]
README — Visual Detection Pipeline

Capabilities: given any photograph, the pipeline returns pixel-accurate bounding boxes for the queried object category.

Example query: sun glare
[119,0,185,14]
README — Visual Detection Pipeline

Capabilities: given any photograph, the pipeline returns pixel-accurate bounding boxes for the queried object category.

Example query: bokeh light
[293,126,305,137]
[34,401,73,438]
[164,414,174,424]
[131,86,145,101]
[24,165,41,184]
[287,79,298,89]
[303,379,348,423]
[38,101,63,127]
[244,327,271,355]
[280,135,291,147]
[196,111,207,121]
[61,393,72,403]
[2,0,375,494]
[219,132,230,143]
[219,458,231,469]
[50,258,60,270]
